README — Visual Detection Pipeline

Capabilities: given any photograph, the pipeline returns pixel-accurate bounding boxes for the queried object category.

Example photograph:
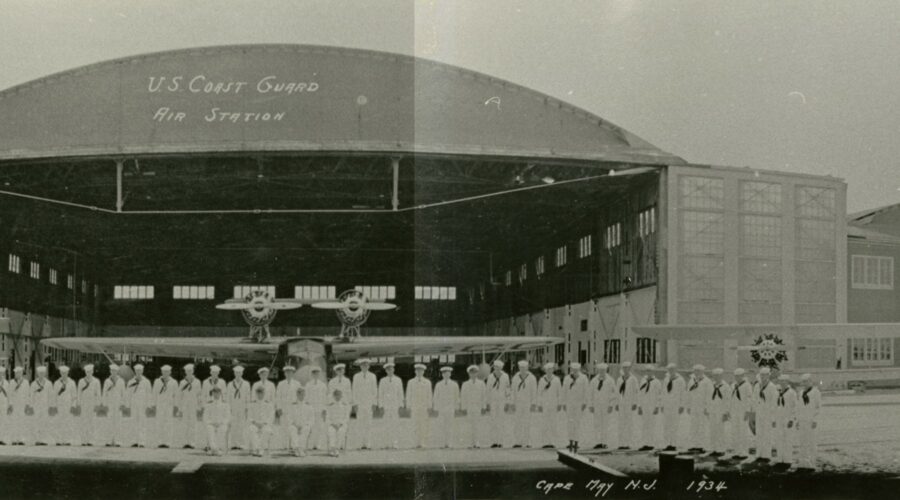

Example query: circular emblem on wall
[240,289,278,326]
[334,289,371,328]
[751,333,788,369]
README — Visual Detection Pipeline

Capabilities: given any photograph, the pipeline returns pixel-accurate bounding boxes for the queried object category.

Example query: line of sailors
[0,358,822,468]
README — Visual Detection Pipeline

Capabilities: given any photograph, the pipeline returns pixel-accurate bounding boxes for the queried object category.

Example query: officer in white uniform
[616,361,639,449]
[251,367,276,404]
[226,365,250,450]
[76,363,102,446]
[510,360,537,448]
[433,366,460,448]
[203,387,230,456]
[53,365,77,445]
[176,363,203,449]
[707,368,731,456]
[288,386,315,457]
[460,364,487,448]
[729,368,753,459]
[31,365,53,445]
[102,364,124,447]
[753,367,778,462]
[486,360,510,448]
[774,374,797,466]
[125,363,152,447]
[247,385,274,457]
[536,362,561,449]
[661,363,686,451]
[9,367,31,445]
[796,373,821,470]
[376,362,404,449]
[637,365,663,450]
[351,358,378,450]
[203,365,227,405]
[562,362,589,452]
[406,363,433,448]
[305,366,328,450]
[328,364,352,403]
[686,364,713,452]
[275,365,300,449]
[0,368,9,445]
[152,365,177,448]
[326,389,352,457]
[589,362,615,450]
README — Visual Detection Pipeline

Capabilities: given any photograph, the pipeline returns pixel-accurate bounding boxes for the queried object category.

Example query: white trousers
[412,409,429,448]
[774,419,795,463]
[54,409,76,444]
[688,410,708,449]
[618,406,637,448]
[77,409,96,445]
[488,403,505,445]
[513,407,531,446]
[228,407,247,449]
[641,409,659,448]
[434,412,455,448]
[755,413,774,459]
[32,410,51,444]
[662,406,680,447]
[289,424,312,452]
[310,408,327,450]
[708,413,726,453]
[155,408,175,447]
[356,406,373,449]
[127,407,149,446]
[797,419,817,468]
[593,407,612,446]
[177,409,201,448]
[539,408,558,447]
[462,409,483,447]
[328,424,347,450]
[730,412,751,455]
[206,423,228,453]
[381,407,401,448]
[10,407,28,443]
[566,407,583,442]
[247,423,272,453]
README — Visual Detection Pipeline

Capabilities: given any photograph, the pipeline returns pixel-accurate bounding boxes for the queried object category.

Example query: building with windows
[847,204,900,322]
[0,45,849,374]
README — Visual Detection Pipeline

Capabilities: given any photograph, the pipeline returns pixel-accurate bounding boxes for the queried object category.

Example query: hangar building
[0,45,846,374]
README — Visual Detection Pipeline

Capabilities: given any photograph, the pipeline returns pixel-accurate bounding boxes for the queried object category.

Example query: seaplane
[41,289,562,374]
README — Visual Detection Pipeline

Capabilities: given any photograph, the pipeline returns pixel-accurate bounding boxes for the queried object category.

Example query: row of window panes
[8,254,85,293]
[638,208,656,237]
[414,286,457,300]
[173,286,216,300]
[295,286,337,300]
[850,337,893,364]
[851,255,893,290]
[605,223,622,250]
[113,285,155,300]
[233,285,276,299]
[355,285,396,301]
[578,235,593,258]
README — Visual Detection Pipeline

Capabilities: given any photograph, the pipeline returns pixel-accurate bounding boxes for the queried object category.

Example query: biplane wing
[40,337,280,363]
[330,336,562,361]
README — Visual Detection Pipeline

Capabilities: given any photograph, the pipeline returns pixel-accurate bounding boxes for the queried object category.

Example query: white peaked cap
[543,362,555,371]
[161,365,172,372]
[357,358,371,365]
[13,366,24,373]
[778,374,791,381]
[492,360,504,368]
[666,363,677,369]
[692,364,705,371]
[467,365,479,373]
[183,363,194,371]
[440,366,453,373]
[383,362,395,369]
[621,361,632,368]
[59,366,69,374]
[517,360,529,368]
[800,373,811,381]
[257,367,268,375]
[133,364,143,370]
[734,368,745,376]
[414,363,426,370]
[109,364,119,371]
[644,364,656,371]
[232,365,244,373]
[570,362,581,370]
[759,367,771,374]
[333,363,346,370]
[711,368,724,375]
[83,364,94,371]
[36,366,47,373]
[310,366,322,372]
[210,365,221,373]
[596,362,609,370]
[283,365,296,371]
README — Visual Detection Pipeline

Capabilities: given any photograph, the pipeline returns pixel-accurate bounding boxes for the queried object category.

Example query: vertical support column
[723,174,740,323]
[782,182,796,324]
[391,156,400,211]
[115,159,125,213]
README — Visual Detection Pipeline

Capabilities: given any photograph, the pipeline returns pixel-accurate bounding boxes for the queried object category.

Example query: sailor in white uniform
[176,363,203,449]
[460,364,487,448]
[305,366,328,450]
[661,363,686,451]
[774,374,797,466]
[0,368,9,445]
[485,360,510,448]
[124,364,152,447]
[707,368,731,456]
[102,364,124,447]
[226,365,250,450]
[9,367,31,445]
[562,362,589,452]
[326,389,352,457]
[753,367,778,462]
[637,365,663,451]
[30,366,53,445]
[615,361,639,449]
[589,362,616,450]
[433,366,460,449]
[288,386,315,457]
[152,365,177,448]
[376,362,404,449]
[351,358,378,450]
[729,368,753,459]
[686,364,713,452]
[76,363,102,446]
[52,365,77,445]
[204,387,230,456]
[247,385,275,457]
[406,363,433,448]
[796,373,821,471]
[536,362,561,449]
[275,365,300,449]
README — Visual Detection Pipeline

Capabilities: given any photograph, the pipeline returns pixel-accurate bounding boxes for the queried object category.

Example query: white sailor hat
[283,365,296,372]
[666,363,677,369]
[133,364,144,370]
[36,366,47,373]
[232,365,244,373]
[209,365,221,373]
[517,360,529,368]
[467,365,479,373]
[621,361,632,368]
[492,360,505,368]
[800,373,811,381]
[733,368,746,376]
[161,365,172,372]
[13,366,24,373]
[357,358,371,365]
[570,362,581,370]
[711,368,724,375]
[59,365,69,374]
[440,366,453,373]
[383,362,396,369]
[543,362,556,371]
[83,363,94,371]
[778,374,791,382]
[643,364,656,371]
[595,362,609,370]
[108,364,119,371]
[333,363,346,371]
[183,363,194,371]
[310,366,322,373]
[257,367,269,375]
[692,364,705,371]
[759,367,771,375]
[414,363,427,370]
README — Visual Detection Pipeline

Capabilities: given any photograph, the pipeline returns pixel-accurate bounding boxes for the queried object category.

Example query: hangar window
[295,286,336,300]
[479,283,486,300]
[535,256,545,276]
[174,285,216,300]
[555,246,567,267]
[114,285,155,300]
[67,274,74,290]
[504,271,512,286]
[795,219,835,261]
[740,215,781,259]
[681,212,723,255]
[414,286,457,300]
[518,264,528,283]
[604,223,621,250]
[234,285,276,298]
[29,261,40,280]
[48,268,58,285]
[679,176,724,210]
[355,285,395,300]
[795,186,835,219]
[603,339,621,364]
[7,254,21,274]
[578,235,593,258]
[638,208,656,237]
[851,255,893,290]
[740,181,782,213]
[850,337,893,366]
[81,280,88,294]
[635,338,658,364]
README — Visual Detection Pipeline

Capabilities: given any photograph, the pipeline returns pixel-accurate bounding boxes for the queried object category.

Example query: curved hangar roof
[0,44,683,165]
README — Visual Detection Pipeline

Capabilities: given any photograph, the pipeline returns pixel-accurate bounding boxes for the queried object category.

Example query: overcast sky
[0,0,897,212]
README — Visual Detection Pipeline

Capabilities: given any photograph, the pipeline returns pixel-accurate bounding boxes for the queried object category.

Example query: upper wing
[40,337,280,362]
[331,336,562,361]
